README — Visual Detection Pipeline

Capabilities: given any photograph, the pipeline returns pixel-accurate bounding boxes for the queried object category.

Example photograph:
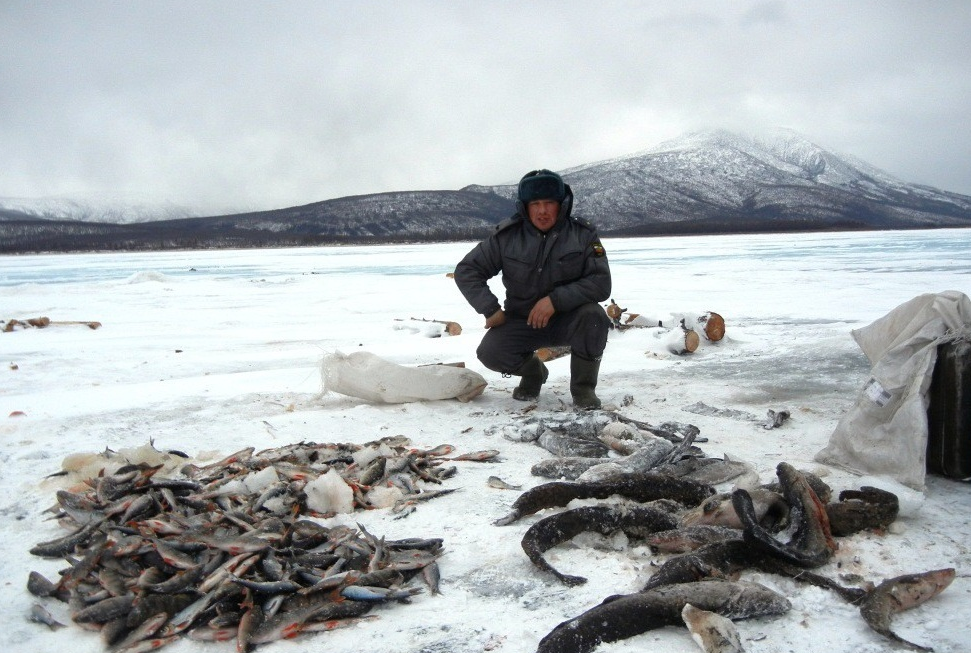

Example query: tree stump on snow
[666,325,700,354]
[699,311,725,341]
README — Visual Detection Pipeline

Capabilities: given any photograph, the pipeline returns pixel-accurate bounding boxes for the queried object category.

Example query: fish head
[890,568,957,608]
[680,493,741,528]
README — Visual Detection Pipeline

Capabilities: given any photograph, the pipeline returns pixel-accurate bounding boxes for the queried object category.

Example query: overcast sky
[2,1,969,214]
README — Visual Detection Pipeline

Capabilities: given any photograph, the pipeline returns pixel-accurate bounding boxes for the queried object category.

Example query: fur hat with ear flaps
[517,169,566,203]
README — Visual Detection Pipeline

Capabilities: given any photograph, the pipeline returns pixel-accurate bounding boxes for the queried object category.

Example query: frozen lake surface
[2,228,970,653]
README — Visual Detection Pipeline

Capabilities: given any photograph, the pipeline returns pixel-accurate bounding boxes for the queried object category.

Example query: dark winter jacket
[454,188,611,319]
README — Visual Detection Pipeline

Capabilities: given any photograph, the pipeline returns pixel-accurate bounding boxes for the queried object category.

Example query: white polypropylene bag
[321,351,487,403]
[815,290,971,490]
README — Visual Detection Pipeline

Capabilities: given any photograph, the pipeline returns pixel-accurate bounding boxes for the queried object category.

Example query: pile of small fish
[26,437,493,651]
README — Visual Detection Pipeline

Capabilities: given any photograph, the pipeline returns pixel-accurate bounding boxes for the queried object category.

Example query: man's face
[527,199,560,233]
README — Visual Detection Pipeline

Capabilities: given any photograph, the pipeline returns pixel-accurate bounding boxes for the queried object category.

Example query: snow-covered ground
[2,228,970,653]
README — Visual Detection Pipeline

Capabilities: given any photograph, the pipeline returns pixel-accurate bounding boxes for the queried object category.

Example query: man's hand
[527,296,555,329]
[484,309,506,329]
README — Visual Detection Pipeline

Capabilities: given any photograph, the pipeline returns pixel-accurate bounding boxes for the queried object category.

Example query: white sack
[814,290,971,490]
[321,350,487,403]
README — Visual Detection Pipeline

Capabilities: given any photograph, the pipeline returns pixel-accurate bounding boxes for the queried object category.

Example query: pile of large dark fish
[26,437,490,652]
[489,410,956,653]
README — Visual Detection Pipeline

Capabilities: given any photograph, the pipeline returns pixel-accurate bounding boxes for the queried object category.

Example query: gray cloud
[2,1,969,214]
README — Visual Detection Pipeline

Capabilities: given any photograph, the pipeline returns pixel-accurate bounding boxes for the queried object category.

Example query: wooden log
[535,346,572,362]
[700,311,725,341]
[605,300,625,321]
[669,311,725,342]
[665,325,700,355]
[605,300,724,347]
[624,311,726,342]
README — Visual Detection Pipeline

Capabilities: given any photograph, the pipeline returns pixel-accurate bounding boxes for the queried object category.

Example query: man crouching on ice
[453,169,612,409]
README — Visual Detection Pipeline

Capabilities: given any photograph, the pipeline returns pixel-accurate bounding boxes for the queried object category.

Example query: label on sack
[863,377,893,407]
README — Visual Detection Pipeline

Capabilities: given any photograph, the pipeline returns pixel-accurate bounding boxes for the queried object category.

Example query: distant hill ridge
[3,129,970,252]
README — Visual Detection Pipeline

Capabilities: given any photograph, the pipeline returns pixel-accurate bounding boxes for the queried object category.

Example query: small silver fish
[26,571,59,598]
[487,476,522,490]
[110,611,168,651]
[340,585,423,602]
[114,634,180,653]
[422,560,442,595]
[414,444,455,457]
[71,594,135,624]
[29,603,66,630]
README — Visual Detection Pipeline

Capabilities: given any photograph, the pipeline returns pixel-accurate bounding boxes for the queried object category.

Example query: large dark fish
[681,603,744,653]
[859,568,955,651]
[641,540,752,590]
[645,525,743,553]
[680,456,756,486]
[495,473,715,526]
[762,469,833,504]
[826,486,899,536]
[521,505,679,586]
[641,538,869,604]
[531,457,615,481]
[733,462,836,568]
[537,430,611,458]
[536,580,790,653]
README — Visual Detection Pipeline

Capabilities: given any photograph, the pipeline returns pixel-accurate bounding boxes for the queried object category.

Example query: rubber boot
[512,354,549,401]
[570,354,602,410]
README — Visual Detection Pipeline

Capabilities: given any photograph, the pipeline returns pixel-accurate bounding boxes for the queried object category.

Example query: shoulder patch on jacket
[591,239,607,258]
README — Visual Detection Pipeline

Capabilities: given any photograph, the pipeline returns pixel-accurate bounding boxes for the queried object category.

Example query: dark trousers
[476,302,610,374]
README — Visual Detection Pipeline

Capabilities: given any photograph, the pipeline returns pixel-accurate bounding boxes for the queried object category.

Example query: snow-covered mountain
[3,130,970,252]
[0,193,203,224]
[467,129,971,233]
